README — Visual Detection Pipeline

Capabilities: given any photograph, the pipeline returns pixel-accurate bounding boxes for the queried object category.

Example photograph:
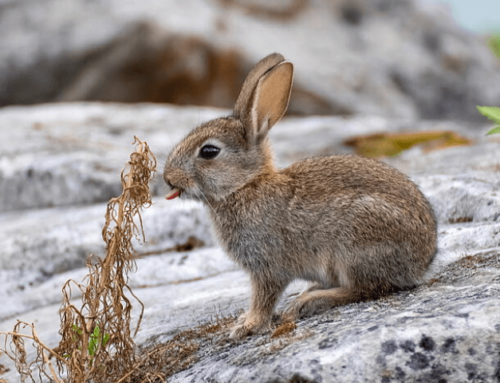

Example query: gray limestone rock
[0,200,216,320]
[1,0,499,120]
[0,103,222,212]
[168,249,500,383]
[0,102,495,212]
[0,102,499,382]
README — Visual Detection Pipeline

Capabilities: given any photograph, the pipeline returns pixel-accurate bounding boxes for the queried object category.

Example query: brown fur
[163,53,437,338]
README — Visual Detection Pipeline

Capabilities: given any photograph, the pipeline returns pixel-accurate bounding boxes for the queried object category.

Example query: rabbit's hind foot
[282,287,366,322]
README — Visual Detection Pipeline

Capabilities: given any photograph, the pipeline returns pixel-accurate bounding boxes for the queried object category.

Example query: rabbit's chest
[214,213,283,252]
[210,206,316,270]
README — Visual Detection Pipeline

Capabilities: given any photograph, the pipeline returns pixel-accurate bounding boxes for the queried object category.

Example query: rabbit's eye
[199,145,220,159]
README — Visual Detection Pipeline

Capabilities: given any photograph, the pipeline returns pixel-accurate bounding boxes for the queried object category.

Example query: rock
[0,199,216,320]
[0,103,222,212]
[168,249,500,383]
[0,102,493,213]
[1,241,499,382]
[1,0,499,119]
[1,102,500,382]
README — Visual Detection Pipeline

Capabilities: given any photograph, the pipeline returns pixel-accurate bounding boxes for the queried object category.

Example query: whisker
[196,189,223,227]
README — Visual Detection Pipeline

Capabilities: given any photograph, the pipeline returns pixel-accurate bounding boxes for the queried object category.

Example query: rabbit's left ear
[249,61,294,139]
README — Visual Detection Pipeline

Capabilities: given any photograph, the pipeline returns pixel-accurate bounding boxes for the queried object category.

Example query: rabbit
[163,53,437,339]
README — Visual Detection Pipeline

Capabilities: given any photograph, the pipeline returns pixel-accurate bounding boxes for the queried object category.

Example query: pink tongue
[165,189,180,200]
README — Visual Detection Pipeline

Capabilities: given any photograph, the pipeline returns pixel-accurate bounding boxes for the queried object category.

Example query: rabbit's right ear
[234,53,294,141]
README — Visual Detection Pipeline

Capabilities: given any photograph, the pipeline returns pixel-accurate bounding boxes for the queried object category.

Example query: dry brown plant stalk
[1,320,65,382]
[57,136,156,381]
[0,137,157,383]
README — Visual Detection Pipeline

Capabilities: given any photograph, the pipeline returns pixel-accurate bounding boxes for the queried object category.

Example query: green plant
[88,325,110,357]
[477,106,500,135]
[64,324,110,358]
[489,34,500,59]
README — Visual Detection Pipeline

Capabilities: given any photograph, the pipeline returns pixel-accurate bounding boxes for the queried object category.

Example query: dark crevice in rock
[340,4,364,26]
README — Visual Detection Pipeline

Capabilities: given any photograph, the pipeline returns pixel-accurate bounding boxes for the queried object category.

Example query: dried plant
[1,321,65,382]
[115,316,236,383]
[0,137,157,382]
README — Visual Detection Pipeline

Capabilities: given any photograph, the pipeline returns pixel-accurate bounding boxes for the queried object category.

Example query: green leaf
[489,34,500,59]
[477,106,500,124]
[88,325,101,356]
[87,325,110,356]
[92,325,101,338]
[102,332,110,347]
[89,337,98,356]
[486,125,500,136]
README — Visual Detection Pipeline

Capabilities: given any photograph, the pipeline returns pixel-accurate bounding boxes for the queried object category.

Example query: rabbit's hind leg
[282,287,368,322]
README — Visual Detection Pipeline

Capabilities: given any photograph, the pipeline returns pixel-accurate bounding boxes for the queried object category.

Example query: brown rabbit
[163,53,437,339]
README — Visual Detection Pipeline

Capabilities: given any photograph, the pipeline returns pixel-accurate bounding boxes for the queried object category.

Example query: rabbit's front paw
[236,311,247,325]
[229,315,269,339]
[229,323,252,339]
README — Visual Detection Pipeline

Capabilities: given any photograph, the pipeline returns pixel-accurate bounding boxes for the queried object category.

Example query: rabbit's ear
[234,53,286,117]
[234,53,293,139]
[249,61,294,138]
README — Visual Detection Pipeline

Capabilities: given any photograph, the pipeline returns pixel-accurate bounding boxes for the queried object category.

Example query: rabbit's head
[164,53,294,202]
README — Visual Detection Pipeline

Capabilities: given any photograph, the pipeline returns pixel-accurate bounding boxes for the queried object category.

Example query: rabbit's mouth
[165,188,181,200]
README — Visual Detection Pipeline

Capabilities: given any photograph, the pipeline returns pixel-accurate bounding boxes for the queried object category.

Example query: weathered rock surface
[0,103,222,212]
[1,102,500,382]
[169,250,500,383]
[0,102,494,212]
[1,0,499,119]
[0,200,217,320]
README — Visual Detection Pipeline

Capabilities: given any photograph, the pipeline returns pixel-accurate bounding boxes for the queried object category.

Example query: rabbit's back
[284,155,421,201]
